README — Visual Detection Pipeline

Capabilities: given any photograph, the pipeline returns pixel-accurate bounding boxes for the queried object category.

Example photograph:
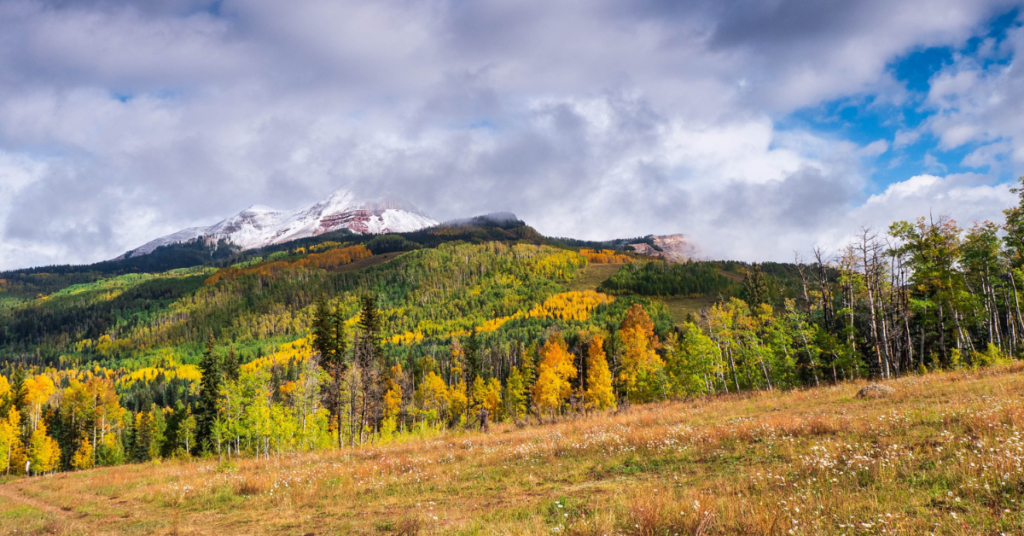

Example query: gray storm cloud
[0,0,1021,269]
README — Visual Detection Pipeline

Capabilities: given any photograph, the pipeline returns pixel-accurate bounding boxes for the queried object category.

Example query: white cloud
[893,129,921,148]
[924,15,1024,171]
[859,139,889,157]
[0,0,1019,268]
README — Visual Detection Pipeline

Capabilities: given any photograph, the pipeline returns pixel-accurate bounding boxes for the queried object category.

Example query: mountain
[122,189,439,258]
[626,234,699,263]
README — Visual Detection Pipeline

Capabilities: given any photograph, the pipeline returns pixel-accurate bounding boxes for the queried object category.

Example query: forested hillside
[2,180,1024,476]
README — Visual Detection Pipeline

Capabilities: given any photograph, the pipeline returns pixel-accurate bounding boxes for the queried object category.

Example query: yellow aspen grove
[380,364,404,442]
[24,374,56,431]
[448,380,468,425]
[504,366,527,420]
[617,304,665,403]
[383,364,404,420]
[472,377,503,420]
[531,333,577,417]
[27,422,61,474]
[448,342,469,424]
[583,334,616,411]
[0,407,23,475]
[70,434,94,470]
[415,371,450,425]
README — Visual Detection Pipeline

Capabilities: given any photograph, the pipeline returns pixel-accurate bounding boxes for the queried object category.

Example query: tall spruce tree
[196,331,221,453]
[358,294,382,365]
[311,296,337,360]
[466,328,481,383]
[224,346,240,382]
[313,295,349,448]
[742,264,770,306]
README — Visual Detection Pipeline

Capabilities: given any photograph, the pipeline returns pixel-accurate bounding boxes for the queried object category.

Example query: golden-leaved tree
[71,434,94,471]
[472,377,503,420]
[28,421,61,474]
[0,407,23,475]
[24,374,55,431]
[448,342,469,425]
[504,366,527,420]
[583,334,616,411]
[617,304,665,403]
[380,364,404,441]
[531,333,577,418]
[415,370,449,426]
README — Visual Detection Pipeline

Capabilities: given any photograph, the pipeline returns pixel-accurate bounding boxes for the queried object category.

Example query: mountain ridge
[120,189,439,259]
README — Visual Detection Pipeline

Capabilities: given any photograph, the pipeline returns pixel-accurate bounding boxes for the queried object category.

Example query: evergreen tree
[224,346,240,382]
[359,294,382,364]
[741,264,770,306]
[311,296,338,361]
[314,296,350,448]
[466,329,481,384]
[131,411,153,462]
[196,331,222,452]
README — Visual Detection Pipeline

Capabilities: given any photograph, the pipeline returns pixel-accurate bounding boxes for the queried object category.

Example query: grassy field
[565,263,624,292]
[656,296,721,325]
[1,364,1022,535]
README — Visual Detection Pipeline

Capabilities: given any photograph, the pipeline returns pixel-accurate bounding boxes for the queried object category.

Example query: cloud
[0,0,1020,269]
[893,129,922,148]
[923,152,949,173]
[859,139,890,157]
[924,13,1024,167]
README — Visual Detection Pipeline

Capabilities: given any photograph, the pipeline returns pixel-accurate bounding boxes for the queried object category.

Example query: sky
[2,0,1024,270]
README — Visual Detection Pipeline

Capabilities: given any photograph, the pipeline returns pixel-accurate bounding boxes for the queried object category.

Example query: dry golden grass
[1,363,1023,535]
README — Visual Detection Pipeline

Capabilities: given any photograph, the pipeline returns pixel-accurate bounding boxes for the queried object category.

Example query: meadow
[1,363,1021,536]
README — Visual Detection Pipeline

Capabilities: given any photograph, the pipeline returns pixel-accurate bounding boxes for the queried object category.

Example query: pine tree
[742,264,770,306]
[313,296,350,447]
[466,329,481,384]
[359,294,382,364]
[149,405,167,460]
[132,411,153,462]
[224,346,240,382]
[312,296,338,361]
[196,331,222,452]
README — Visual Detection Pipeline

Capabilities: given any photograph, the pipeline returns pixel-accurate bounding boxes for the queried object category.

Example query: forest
[2,179,1024,475]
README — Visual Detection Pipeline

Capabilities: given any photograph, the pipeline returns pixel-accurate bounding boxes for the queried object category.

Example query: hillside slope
[1,364,1021,535]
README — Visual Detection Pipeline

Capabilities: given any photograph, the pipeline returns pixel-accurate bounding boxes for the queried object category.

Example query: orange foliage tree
[582,334,616,411]
[531,333,577,418]
[617,304,665,403]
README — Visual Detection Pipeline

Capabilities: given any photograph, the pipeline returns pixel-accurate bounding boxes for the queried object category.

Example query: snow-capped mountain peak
[123,189,438,257]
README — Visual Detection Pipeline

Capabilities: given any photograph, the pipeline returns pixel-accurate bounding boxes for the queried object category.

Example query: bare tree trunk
[1010,270,1024,348]
[860,230,888,378]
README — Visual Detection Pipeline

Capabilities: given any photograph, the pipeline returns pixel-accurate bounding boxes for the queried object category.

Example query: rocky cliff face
[628,234,699,263]
[122,189,439,258]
